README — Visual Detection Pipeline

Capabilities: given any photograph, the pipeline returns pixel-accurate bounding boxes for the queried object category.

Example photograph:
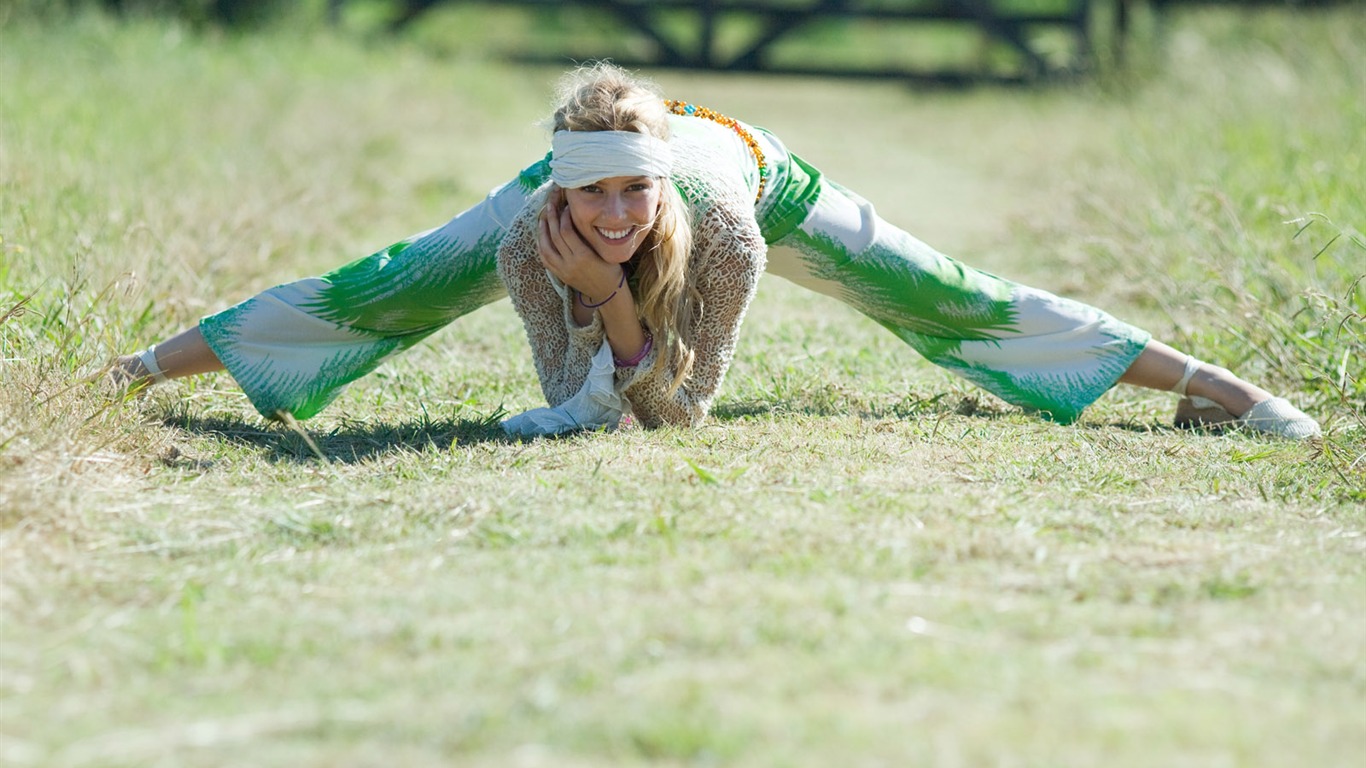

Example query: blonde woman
[115,64,1319,439]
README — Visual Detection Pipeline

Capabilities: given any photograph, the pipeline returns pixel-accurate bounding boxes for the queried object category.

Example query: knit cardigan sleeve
[496,193,767,428]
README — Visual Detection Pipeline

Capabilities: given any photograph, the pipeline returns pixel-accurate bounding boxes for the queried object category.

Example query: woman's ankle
[1187,366,1272,418]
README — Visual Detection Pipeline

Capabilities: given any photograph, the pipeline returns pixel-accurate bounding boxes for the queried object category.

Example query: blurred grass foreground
[1,1,1365,767]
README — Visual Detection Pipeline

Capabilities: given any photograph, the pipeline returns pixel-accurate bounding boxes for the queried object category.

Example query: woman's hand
[536,187,648,358]
[537,187,624,304]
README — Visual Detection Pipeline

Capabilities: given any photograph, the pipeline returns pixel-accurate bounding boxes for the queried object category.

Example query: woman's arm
[498,202,609,408]
[537,188,650,364]
[499,196,766,427]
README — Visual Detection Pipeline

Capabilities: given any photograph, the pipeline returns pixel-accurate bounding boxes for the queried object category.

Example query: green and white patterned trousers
[200,127,1148,423]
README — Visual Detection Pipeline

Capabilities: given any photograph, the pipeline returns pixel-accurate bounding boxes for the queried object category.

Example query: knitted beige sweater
[496,127,768,428]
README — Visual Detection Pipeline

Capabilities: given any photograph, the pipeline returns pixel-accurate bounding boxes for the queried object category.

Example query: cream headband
[549,130,673,189]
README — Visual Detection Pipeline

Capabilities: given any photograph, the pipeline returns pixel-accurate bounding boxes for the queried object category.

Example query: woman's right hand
[537,188,647,356]
[537,187,624,304]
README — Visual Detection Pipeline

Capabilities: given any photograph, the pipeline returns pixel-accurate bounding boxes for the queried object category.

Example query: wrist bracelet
[578,269,628,309]
[614,330,654,368]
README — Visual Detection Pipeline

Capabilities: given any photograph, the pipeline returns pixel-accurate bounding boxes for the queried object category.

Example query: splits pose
[114,64,1320,440]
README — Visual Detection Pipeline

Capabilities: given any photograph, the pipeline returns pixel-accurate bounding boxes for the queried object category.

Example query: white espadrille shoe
[1234,397,1321,440]
[101,346,169,398]
[1170,355,1320,439]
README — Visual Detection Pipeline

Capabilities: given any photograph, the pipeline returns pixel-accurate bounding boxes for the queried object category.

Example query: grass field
[2,4,1363,766]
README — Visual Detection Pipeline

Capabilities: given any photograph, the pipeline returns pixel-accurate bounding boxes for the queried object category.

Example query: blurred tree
[94,0,284,27]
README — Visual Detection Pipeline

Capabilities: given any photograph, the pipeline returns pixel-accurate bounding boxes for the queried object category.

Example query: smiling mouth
[596,227,635,241]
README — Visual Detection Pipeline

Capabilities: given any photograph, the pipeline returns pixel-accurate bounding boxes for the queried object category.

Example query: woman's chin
[596,241,641,264]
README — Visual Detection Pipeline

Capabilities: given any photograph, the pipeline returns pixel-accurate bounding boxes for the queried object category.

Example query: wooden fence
[328,1,1224,83]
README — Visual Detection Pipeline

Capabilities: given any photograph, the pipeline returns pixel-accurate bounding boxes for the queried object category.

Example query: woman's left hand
[537,188,624,303]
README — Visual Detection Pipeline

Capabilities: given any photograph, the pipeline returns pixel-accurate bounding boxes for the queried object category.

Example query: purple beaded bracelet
[614,330,653,368]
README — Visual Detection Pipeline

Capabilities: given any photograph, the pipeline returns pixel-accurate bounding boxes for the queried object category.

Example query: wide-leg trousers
[200,139,1148,423]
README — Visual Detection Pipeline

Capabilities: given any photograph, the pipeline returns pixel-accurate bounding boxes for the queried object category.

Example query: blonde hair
[550,63,698,393]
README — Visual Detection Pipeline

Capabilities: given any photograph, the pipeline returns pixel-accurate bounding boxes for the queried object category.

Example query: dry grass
[1,5,1363,767]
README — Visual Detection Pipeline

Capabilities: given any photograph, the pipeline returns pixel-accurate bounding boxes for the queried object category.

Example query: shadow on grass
[160,394,1215,466]
[714,395,1204,438]
[1080,418,1169,436]
[710,392,978,422]
[162,411,515,464]
[161,391,976,463]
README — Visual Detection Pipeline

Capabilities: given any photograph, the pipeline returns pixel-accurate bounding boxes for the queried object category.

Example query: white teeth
[597,227,632,240]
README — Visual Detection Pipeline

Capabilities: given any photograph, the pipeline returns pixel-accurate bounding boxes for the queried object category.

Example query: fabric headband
[549,130,673,189]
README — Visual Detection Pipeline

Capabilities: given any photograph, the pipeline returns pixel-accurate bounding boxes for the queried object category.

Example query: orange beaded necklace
[664,100,768,203]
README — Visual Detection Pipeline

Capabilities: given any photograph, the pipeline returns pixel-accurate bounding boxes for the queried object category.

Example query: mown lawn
[1,5,1362,766]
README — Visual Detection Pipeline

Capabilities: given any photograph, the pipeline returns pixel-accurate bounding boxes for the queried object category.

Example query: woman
[112,64,1320,440]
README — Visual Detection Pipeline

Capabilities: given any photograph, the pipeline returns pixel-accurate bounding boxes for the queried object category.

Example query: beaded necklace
[664,100,768,203]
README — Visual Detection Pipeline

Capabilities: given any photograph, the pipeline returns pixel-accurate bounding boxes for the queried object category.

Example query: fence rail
[336,1,1146,84]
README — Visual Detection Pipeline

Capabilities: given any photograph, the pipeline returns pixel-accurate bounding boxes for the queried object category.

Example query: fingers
[553,203,589,258]
[537,201,591,290]
[535,189,623,300]
[536,208,561,264]
[538,191,580,254]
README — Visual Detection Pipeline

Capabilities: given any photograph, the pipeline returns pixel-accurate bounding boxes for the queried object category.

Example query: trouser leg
[763,161,1149,423]
[199,159,549,420]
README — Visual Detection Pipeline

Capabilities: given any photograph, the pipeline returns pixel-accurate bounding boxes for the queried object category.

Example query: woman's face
[562,176,662,264]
